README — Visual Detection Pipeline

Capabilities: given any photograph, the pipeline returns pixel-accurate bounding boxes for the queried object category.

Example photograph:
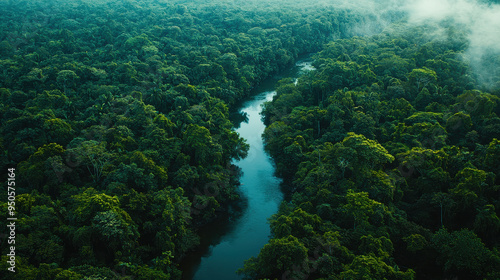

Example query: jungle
[0,0,499,279]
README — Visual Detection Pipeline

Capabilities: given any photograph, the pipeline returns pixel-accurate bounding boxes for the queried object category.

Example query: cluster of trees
[243,23,500,279]
[0,0,388,279]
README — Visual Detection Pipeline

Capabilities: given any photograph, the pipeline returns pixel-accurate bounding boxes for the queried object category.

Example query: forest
[0,0,499,279]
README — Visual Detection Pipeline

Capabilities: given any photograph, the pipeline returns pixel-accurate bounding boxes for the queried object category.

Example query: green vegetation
[251,23,500,279]
[0,0,383,278]
[1,0,499,279]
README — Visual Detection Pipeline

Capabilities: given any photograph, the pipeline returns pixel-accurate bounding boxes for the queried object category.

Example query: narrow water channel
[180,59,314,280]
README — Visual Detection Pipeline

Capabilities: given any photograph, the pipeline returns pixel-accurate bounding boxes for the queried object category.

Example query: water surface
[181,59,314,280]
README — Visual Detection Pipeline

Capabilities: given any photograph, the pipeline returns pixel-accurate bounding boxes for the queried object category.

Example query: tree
[183,124,217,166]
[270,208,322,238]
[432,228,500,278]
[431,192,455,227]
[150,188,196,256]
[55,270,83,280]
[238,235,309,280]
[403,234,428,253]
[56,70,79,94]
[451,167,493,208]
[43,118,73,145]
[340,255,415,280]
[380,98,416,122]
[351,111,376,139]
[397,147,449,184]
[18,143,65,189]
[20,68,47,89]
[71,188,121,224]
[341,132,394,170]
[17,205,64,265]
[68,140,110,184]
[446,112,472,142]
[217,53,239,78]
[408,67,437,93]
[92,209,139,257]
[484,138,500,176]
[104,162,157,192]
[342,190,383,229]
[0,40,14,57]
[473,204,500,244]
[358,235,394,260]
[455,90,496,118]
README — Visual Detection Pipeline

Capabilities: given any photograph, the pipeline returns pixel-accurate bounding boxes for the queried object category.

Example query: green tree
[408,67,437,93]
[68,140,110,183]
[183,124,218,166]
[71,188,121,224]
[451,167,494,208]
[431,192,455,227]
[91,209,139,257]
[271,208,322,238]
[238,235,308,280]
[342,190,383,229]
[432,228,500,278]
[473,204,500,244]
[17,205,64,265]
[358,235,394,260]
[341,132,394,170]
[484,138,500,175]
[56,70,79,94]
[340,255,415,280]
[446,112,472,142]
[18,143,65,189]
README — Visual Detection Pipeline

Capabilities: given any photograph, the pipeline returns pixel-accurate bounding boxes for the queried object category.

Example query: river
[180,58,315,280]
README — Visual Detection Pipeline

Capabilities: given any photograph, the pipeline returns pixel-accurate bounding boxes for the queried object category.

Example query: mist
[292,0,500,89]
[406,0,500,89]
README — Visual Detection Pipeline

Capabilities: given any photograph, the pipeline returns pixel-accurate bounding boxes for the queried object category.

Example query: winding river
[180,59,314,280]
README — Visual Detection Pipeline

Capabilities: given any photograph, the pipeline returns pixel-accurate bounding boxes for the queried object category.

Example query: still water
[180,59,314,280]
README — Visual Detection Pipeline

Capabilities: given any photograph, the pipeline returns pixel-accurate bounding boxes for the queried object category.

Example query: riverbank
[180,58,314,280]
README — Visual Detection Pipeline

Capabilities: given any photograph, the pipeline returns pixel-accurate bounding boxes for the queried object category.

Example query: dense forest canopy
[0,0,499,279]
[248,3,500,280]
[0,0,385,278]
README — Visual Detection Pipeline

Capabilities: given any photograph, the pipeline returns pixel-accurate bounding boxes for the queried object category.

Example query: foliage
[1,0,498,279]
[248,19,500,280]
[0,0,377,277]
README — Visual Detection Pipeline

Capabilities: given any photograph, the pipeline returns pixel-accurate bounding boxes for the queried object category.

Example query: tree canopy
[1,0,499,279]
